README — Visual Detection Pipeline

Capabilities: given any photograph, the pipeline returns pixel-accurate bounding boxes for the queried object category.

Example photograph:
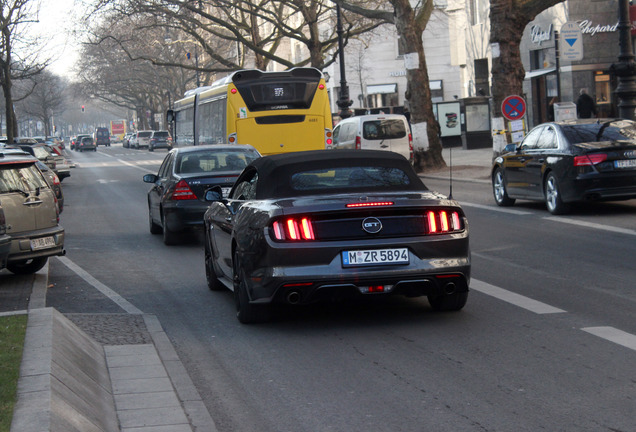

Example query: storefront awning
[525,67,556,79]
[367,84,398,94]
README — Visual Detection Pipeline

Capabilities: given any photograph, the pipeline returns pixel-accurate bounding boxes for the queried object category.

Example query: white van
[331,114,413,162]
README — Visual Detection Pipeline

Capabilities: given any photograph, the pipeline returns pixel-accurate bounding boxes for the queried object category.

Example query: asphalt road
[41,145,636,432]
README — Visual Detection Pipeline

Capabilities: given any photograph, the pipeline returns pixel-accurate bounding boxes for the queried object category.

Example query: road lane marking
[471,279,566,314]
[98,151,163,173]
[460,202,533,215]
[544,216,636,236]
[56,256,143,314]
[582,327,636,351]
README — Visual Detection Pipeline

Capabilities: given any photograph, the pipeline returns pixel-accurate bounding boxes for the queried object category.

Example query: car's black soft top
[246,149,426,199]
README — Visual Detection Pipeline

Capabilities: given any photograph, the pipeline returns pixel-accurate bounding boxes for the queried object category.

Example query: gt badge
[362,217,382,234]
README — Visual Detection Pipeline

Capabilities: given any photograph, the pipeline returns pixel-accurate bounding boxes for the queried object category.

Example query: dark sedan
[492,118,636,214]
[203,150,471,324]
[143,145,261,245]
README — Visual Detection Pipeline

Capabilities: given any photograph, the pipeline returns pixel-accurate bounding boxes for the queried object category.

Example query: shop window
[595,71,610,105]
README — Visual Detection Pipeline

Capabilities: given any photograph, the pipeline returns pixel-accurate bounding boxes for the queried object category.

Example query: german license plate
[31,236,55,250]
[342,248,409,267]
[615,159,636,169]
[222,187,231,196]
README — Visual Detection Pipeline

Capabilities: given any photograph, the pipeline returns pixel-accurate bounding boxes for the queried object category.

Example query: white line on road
[460,202,534,215]
[98,151,162,173]
[544,216,636,236]
[471,279,566,314]
[56,256,143,314]
[582,327,636,352]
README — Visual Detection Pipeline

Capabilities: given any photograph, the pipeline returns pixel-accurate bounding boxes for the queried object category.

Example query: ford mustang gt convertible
[203,149,470,323]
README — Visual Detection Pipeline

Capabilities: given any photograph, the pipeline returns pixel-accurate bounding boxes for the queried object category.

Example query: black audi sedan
[492,118,636,214]
[203,149,470,323]
[143,145,260,245]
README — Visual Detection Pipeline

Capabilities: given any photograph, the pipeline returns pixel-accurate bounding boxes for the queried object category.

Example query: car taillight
[408,133,414,162]
[574,154,607,166]
[355,136,361,150]
[426,210,463,234]
[171,179,197,200]
[52,174,60,186]
[272,217,315,241]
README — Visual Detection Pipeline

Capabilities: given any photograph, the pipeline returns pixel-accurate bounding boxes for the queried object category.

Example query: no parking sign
[501,95,526,121]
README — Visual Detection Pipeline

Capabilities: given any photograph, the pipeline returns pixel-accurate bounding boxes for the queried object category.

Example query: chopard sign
[579,20,618,36]
[530,24,552,45]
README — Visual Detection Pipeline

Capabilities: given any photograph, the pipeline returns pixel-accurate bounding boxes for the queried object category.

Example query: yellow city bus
[169,68,333,155]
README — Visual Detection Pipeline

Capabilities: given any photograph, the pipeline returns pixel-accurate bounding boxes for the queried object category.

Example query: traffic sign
[560,21,583,61]
[501,95,526,121]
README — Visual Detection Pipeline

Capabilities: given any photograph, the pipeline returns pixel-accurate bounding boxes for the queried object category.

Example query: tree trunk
[392,0,445,171]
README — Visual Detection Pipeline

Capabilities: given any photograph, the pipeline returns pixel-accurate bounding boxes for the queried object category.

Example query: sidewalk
[419,146,494,184]
[2,262,217,432]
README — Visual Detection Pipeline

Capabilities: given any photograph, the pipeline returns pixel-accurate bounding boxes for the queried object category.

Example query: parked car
[0,202,11,270]
[143,145,261,245]
[492,118,636,215]
[94,127,111,146]
[331,114,413,163]
[18,144,70,181]
[148,130,173,152]
[123,133,133,148]
[34,161,64,213]
[203,149,470,323]
[0,150,65,274]
[133,130,153,149]
[78,136,96,152]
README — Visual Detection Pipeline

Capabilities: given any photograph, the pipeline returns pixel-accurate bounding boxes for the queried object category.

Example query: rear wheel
[204,230,224,291]
[233,253,271,324]
[161,210,179,245]
[7,257,48,275]
[428,291,468,312]
[545,172,570,215]
[492,168,515,206]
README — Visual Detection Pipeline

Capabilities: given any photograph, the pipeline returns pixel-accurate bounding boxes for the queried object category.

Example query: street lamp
[610,0,636,120]
[335,3,352,119]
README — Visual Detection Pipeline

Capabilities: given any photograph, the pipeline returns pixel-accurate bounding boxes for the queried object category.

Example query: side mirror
[504,143,517,153]
[143,174,159,183]
[166,109,175,123]
[204,185,224,202]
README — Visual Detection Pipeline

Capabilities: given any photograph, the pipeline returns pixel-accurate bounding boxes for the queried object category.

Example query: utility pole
[335,4,352,119]
[611,0,636,120]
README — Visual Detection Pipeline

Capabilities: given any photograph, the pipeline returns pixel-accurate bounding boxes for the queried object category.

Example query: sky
[33,0,84,79]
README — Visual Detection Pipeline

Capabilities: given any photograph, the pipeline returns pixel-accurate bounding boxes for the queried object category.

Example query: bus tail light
[228,133,237,144]
[325,129,333,147]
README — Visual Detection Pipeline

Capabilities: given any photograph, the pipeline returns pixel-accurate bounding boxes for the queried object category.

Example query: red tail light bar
[273,217,315,241]
[171,179,197,200]
[426,210,462,234]
[574,154,607,166]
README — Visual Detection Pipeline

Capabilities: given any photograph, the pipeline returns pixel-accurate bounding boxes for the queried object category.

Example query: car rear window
[561,121,636,143]
[291,166,411,191]
[153,132,170,138]
[362,119,407,140]
[176,150,260,174]
[0,163,48,193]
[96,129,109,137]
[138,132,152,138]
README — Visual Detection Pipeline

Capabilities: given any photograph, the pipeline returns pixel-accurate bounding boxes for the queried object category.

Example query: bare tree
[336,0,444,171]
[16,70,66,136]
[490,0,563,119]
[0,0,49,141]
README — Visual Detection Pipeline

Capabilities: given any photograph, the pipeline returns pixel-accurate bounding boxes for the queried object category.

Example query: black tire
[492,168,515,206]
[149,206,161,234]
[7,257,48,275]
[149,146,154,152]
[544,172,570,215]
[161,211,179,245]
[204,231,224,291]
[233,253,271,324]
[428,291,468,312]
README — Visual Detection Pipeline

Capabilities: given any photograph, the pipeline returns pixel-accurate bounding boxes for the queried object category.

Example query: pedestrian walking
[576,88,597,118]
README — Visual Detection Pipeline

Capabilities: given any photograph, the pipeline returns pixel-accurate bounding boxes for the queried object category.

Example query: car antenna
[448,143,453,200]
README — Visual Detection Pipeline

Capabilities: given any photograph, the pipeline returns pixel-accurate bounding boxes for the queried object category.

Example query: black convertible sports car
[203,149,471,323]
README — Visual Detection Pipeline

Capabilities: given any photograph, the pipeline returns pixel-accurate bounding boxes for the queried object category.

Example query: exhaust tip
[443,282,456,295]
[286,290,301,305]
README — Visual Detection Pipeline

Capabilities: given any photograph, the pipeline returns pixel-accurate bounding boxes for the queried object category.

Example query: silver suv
[0,151,65,274]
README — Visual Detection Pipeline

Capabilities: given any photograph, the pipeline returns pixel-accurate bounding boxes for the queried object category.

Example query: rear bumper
[8,227,65,263]
[566,171,636,202]
[163,201,209,232]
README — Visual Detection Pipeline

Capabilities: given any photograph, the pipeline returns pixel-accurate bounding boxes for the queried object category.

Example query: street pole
[610,0,636,120]
[335,3,352,119]
[554,30,561,101]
